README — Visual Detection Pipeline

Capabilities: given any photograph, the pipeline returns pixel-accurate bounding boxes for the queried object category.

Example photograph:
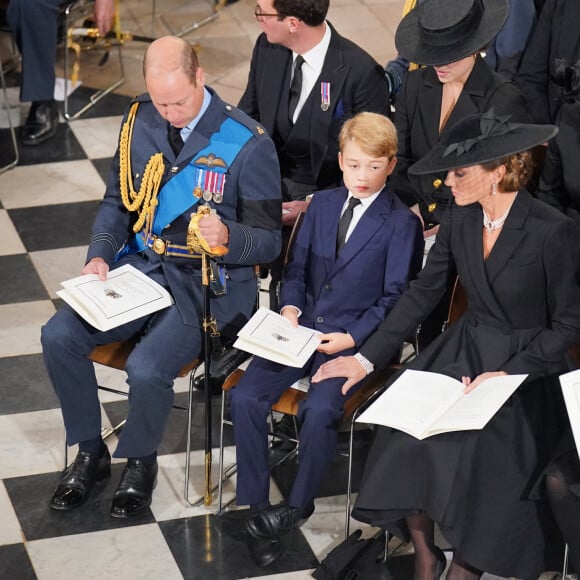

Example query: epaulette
[131,93,152,104]
[223,103,267,137]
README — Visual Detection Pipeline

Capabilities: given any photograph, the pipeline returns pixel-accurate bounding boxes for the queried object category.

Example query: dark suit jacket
[360,191,580,379]
[281,186,423,347]
[536,101,580,230]
[516,0,580,123]
[87,88,282,331]
[391,56,528,219]
[238,23,390,192]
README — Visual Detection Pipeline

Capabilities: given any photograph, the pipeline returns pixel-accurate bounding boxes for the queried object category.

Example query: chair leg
[345,418,356,539]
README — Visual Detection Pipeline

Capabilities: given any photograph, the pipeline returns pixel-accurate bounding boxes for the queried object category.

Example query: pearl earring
[492,182,497,196]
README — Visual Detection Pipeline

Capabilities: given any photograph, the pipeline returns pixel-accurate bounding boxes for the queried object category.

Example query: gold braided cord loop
[187,205,229,257]
[119,102,165,233]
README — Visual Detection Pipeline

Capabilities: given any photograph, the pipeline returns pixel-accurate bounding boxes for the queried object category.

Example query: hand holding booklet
[356,369,528,439]
[559,369,580,460]
[57,264,173,332]
[234,307,322,368]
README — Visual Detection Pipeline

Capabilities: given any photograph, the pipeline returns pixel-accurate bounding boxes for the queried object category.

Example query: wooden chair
[69,340,203,505]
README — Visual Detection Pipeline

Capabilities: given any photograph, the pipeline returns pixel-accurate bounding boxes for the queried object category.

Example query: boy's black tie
[288,55,305,125]
[168,124,184,156]
[336,197,361,254]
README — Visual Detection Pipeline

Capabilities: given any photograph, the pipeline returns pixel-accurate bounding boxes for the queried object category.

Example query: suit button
[324,283,332,291]
[433,179,442,188]
[316,316,324,323]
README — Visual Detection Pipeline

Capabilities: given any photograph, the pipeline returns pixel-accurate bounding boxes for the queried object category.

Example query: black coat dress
[354,192,580,579]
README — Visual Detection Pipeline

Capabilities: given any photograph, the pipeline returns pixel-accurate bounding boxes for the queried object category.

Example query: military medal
[320,82,330,111]
[213,173,226,204]
[203,189,213,202]
[193,169,203,198]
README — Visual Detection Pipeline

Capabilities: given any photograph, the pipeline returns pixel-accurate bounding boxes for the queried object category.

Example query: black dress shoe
[249,536,282,567]
[110,459,158,518]
[246,503,314,539]
[21,100,59,146]
[49,448,111,510]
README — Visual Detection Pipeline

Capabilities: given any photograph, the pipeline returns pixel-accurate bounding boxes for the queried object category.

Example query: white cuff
[354,352,374,375]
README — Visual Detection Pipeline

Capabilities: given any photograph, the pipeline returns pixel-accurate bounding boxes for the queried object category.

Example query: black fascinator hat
[409,110,558,175]
[395,0,508,66]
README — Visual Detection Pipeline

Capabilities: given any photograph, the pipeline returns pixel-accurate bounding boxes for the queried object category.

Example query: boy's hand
[316,332,355,355]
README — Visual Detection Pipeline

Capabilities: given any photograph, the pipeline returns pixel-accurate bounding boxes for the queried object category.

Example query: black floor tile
[0,543,37,580]
[14,122,87,166]
[102,390,234,456]
[4,464,155,542]
[8,201,100,251]
[0,353,59,415]
[0,128,19,170]
[0,254,50,305]
[160,510,317,580]
[62,87,131,120]
[91,156,114,183]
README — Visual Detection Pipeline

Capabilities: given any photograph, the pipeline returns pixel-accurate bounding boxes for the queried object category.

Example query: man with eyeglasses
[240,0,390,312]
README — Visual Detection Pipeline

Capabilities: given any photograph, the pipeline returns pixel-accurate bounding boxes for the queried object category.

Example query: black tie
[336,197,361,254]
[168,124,184,156]
[288,55,305,125]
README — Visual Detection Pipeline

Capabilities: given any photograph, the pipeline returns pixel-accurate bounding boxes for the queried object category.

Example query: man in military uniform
[41,36,282,518]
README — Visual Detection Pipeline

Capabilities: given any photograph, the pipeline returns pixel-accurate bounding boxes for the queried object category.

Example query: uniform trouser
[7,0,61,101]
[229,350,360,514]
[41,303,202,458]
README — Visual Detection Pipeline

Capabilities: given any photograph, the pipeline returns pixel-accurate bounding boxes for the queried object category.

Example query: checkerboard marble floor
[0,0,534,578]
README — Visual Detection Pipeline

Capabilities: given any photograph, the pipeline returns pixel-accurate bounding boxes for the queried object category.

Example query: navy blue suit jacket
[281,186,423,347]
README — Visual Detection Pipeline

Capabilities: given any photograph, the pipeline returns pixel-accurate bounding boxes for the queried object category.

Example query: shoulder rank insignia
[194,153,227,169]
[256,126,265,135]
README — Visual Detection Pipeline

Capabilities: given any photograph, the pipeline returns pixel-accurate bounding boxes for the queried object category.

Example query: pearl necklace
[482,198,516,232]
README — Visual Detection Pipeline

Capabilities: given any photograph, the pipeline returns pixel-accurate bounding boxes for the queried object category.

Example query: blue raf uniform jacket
[87,87,282,332]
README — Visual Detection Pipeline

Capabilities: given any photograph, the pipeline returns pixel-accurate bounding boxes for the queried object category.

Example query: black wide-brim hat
[409,110,558,175]
[395,0,509,66]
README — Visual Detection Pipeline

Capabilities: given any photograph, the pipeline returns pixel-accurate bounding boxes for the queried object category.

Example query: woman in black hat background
[313,111,580,579]
[390,0,530,350]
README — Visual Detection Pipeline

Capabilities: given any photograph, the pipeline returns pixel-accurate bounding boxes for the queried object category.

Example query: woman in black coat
[389,0,529,349]
[313,111,580,579]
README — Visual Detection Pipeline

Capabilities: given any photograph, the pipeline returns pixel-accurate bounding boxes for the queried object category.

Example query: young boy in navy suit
[228,112,423,566]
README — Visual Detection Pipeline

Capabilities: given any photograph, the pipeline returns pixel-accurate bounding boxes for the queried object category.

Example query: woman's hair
[339,112,398,159]
[481,151,533,192]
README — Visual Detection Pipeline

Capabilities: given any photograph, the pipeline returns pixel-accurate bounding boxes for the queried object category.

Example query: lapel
[440,56,490,137]
[319,188,347,279]
[328,187,392,279]
[484,191,530,284]
[417,68,443,149]
[309,24,349,177]
[261,43,292,134]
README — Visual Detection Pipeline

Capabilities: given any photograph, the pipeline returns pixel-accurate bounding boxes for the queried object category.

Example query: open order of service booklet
[356,369,528,440]
[57,264,173,332]
[559,369,580,460]
[234,307,322,368]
